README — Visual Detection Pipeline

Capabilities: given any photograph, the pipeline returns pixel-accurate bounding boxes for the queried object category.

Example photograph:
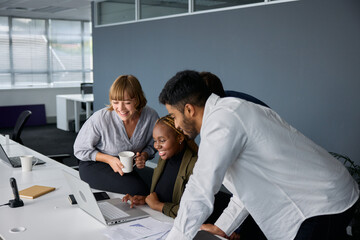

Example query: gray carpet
[1,124,79,167]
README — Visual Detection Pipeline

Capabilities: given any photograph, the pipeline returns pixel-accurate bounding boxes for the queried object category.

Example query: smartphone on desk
[68,191,110,205]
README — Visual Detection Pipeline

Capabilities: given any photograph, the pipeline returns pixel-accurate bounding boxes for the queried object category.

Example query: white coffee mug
[118,151,135,173]
[20,155,38,172]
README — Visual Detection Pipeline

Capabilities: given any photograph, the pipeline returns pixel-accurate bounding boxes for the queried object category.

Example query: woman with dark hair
[74,75,158,195]
[122,115,198,218]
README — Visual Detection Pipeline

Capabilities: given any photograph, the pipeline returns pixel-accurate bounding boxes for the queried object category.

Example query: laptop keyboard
[9,157,22,166]
[98,202,130,220]
[9,156,44,166]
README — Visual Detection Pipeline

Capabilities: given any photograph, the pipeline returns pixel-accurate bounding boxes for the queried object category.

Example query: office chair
[10,110,76,168]
[11,110,32,145]
[80,82,93,112]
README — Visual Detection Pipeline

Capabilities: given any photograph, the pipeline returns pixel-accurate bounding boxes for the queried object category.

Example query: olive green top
[150,146,197,218]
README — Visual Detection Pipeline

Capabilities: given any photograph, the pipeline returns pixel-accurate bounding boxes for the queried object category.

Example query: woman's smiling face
[153,122,184,160]
[111,91,137,121]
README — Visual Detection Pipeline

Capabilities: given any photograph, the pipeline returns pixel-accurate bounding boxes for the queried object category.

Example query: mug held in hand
[118,151,135,173]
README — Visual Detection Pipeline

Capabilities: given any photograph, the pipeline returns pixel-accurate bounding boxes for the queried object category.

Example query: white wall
[0,87,80,123]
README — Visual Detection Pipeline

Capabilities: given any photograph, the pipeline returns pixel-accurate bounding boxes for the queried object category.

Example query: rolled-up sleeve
[73,113,101,161]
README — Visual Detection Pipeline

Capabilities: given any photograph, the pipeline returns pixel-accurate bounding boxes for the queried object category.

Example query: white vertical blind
[12,18,48,78]
[0,17,93,88]
[50,20,82,75]
[0,17,10,71]
[0,17,11,87]
[83,22,93,71]
[12,18,48,86]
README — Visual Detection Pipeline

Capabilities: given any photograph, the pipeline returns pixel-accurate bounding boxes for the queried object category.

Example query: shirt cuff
[214,201,248,236]
[89,150,99,161]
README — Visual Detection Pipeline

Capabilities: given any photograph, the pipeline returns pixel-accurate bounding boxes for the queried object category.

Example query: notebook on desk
[63,170,149,226]
[0,144,45,168]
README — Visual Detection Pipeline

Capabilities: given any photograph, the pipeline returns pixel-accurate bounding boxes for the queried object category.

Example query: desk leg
[86,102,91,119]
[56,96,70,131]
[74,101,80,132]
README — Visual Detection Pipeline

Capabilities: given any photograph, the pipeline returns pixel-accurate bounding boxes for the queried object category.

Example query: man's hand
[201,224,228,238]
[229,232,240,240]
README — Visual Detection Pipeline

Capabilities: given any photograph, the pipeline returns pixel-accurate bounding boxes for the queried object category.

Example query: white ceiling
[0,0,92,21]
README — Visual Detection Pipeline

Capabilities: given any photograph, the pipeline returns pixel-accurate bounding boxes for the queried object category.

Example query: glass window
[95,0,291,27]
[85,72,93,83]
[0,17,9,32]
[14,73,48,86]
[0,73,11,87]
[194,0,263,11]
[140,0,188,19]
[83,22,93,71]
[12,18,47,74]
[50,20,82,73]
[84,35,93,70]
[0,17,10,73]
[52,72,83,83]
[97,0,135,25]
[0,16,93,89]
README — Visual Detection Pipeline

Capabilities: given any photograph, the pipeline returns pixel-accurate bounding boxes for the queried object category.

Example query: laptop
[0,144,45,168]
[194,230,223,240]
[63,170,149,226]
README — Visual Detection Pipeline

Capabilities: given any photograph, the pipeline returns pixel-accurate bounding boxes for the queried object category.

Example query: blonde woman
[74,75,158,195]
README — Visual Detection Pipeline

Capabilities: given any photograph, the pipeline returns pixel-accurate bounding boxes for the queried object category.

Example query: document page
[103,217,173,240]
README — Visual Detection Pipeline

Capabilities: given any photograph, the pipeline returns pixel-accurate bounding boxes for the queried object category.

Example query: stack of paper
[103,217,173,240]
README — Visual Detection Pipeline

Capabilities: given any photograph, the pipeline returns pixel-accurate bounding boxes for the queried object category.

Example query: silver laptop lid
[0,144,13,167]
[63,170,107,225]
[63,170,149,225]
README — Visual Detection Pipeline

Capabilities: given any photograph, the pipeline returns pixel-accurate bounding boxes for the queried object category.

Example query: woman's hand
[135,152,148,169]
[107,156,125,175]
[200,224,228,239]
[96,152,125,176]
[122,194,146,208]
[145,192,164,212]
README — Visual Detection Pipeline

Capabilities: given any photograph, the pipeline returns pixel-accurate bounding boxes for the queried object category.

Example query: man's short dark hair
[159,70,211,113]
[199,71,226,98]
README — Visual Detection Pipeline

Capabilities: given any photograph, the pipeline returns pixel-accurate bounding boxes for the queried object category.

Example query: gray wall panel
[93,0,360,164]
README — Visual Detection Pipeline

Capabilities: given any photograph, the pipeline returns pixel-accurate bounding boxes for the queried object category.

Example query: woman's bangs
[110,82,135,101]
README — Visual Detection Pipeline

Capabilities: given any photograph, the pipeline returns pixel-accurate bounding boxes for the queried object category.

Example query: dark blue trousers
[79,161,150,195]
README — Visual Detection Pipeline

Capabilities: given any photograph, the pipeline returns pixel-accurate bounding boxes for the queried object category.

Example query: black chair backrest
[11,110,32,144]
[80,83,93,111]
[80,83,93,94]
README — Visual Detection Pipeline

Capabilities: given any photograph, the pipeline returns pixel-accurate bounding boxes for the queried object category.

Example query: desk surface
[57,93,94,103]
[0,136,173,240]
[0,135,16,145]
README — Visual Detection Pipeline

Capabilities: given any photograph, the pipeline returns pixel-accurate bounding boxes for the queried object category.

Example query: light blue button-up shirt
[74,105,158,161]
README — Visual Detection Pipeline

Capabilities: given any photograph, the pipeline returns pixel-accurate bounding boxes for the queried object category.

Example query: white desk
[0,136,223,240]
[56,94,94,133]
[0,134,16,145]
[0,137,173,240]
